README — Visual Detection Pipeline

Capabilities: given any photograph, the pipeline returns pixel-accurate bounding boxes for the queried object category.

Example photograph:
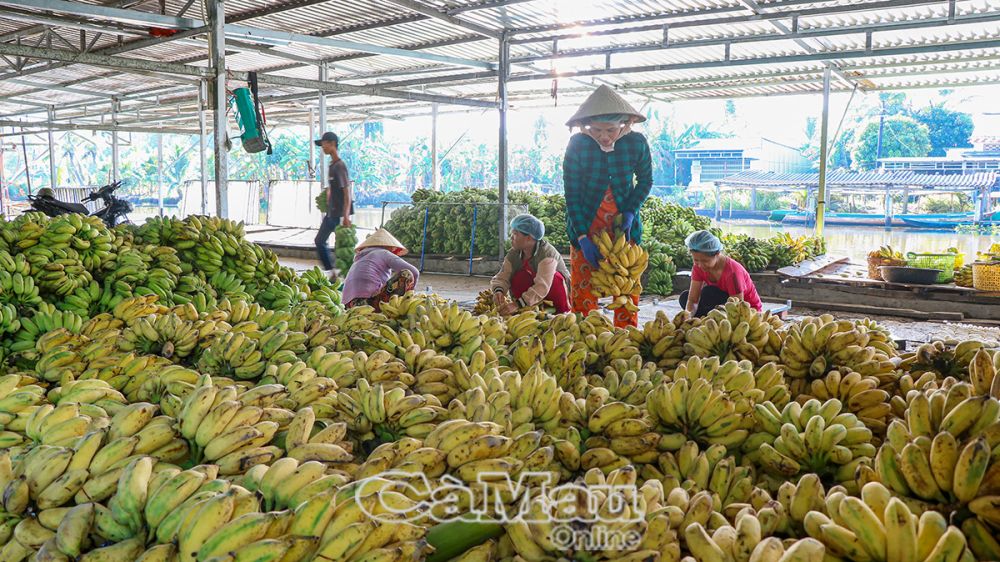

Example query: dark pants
[679,285,730,318]
[315,215,342,271]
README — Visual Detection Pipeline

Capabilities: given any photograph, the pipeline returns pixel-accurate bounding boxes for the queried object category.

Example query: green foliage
[851,115,931,170]
[921,194,973,214]
[912,105,974,157]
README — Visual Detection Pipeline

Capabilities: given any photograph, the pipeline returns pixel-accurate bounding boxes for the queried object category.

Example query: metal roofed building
[2,0,1000,243]
[674,137,811,186]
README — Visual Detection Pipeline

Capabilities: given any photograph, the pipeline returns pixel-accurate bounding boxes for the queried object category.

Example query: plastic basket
[972,261,1000,291]
[867,255,905,280]
[906,252,957,283]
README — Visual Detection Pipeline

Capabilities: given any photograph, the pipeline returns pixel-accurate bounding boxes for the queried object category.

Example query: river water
[714,221,1000,263]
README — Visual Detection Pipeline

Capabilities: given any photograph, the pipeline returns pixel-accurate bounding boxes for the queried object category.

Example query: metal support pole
[497,34,510,262]
[431,103,439,191]
[816,67,831,237]
[21,132,31,195]
[469,205,478,275]
[208,0,228,219]
[318,64,328,188]
[111,97,119,183]
[198,81,207,215]
[308,107,315,182]
[46,106,55,188]
[157,132,164,217]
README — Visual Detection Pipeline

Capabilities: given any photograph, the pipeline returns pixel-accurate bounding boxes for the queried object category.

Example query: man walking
[314,131,353,280]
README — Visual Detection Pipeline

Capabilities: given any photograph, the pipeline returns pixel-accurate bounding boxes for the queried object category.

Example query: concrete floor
[280,255,1000,347]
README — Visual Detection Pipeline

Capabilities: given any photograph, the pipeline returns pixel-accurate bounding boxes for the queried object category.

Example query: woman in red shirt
[680,230,762,317]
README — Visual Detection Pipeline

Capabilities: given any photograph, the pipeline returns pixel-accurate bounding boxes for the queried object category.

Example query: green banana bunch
[744,398,876,492]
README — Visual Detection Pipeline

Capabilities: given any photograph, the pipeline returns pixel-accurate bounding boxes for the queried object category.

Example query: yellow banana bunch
[0,374,47,448]
[354,350,416,391]
[803,481,973,562]
[195,330,267,380]
[969,348,1000,399]
[582,323,640,373]
[641,441,760,511]
[291,487,430,562]
[899,386,1000,443]
[796,368,892,434]
[685,507,799,562]
[780,315,895,382]
[279,406,354,467]
[505,466,679,562]
[247,456,351,511]
[336,379,446,442]
[589,232,647,313]
[589,355,662,406]
[630,310,687,369]
[176,376,282,474]
[119,313,202,362]
[305,347,357,387]
[507,330,588,395]
[495,364,565,433]
[352,436,446,489]
[503,309,546,344]
[874,427,1000,512]
[745,398,876,491]
[646,376,751,452]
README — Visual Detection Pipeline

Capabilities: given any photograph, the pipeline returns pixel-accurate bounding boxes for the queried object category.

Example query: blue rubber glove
[621,211,635,240]
[578,236,603,268]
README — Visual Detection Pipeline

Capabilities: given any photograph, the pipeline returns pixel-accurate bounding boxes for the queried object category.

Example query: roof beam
[0,41,497,108]
[508,0,943,44]
[0,119,199,135]
[0,0,495,69]
[380,0,500,39]
[733,0,860,90]
[504,39,1000,82]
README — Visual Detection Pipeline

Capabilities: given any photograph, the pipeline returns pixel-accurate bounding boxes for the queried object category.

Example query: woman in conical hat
[563,85,652,328]
[342,228,420,311]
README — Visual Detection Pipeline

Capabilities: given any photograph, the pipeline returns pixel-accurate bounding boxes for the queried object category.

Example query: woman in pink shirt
[679,230,762,317]
[342,228,419,311]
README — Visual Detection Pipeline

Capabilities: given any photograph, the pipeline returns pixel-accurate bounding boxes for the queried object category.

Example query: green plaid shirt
[562,131,652,248]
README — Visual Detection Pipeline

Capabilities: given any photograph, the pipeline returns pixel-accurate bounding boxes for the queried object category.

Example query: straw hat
[357,228,409,256]
[565,85,646,127]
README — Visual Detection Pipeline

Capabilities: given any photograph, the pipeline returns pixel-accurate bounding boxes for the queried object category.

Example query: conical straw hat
[357,228,409,256]
[565,85,646,127]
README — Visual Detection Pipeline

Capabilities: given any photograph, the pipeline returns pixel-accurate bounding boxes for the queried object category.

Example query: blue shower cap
[685,230,723,253]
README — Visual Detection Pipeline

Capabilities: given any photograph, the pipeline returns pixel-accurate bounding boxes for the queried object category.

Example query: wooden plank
[787,299,964,321]
[777,255,850,278]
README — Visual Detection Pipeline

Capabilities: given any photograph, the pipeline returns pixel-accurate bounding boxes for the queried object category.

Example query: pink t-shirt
[691,257,762,311]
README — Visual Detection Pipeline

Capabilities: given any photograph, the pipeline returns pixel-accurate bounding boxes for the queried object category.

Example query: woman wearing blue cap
[490,214,571,315]
[680,230,762,317]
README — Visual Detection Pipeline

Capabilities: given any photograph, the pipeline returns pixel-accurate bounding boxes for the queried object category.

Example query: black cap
[314,132,339,147]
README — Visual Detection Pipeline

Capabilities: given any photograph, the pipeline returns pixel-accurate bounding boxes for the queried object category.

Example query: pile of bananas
[956,263,974,287]
[643,238,677,296]
[333,224,358,275]
[6,212,1000,561]
[723,233,772,273]
[684,299,783,365]
[868,245,907,280]
[590,231,648,312]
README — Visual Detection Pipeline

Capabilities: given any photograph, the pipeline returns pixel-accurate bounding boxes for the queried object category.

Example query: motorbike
[29,181,133,227]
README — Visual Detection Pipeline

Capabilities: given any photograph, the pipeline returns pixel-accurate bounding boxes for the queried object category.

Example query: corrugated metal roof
[1,0,1000,125]
[716,169,999,190]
